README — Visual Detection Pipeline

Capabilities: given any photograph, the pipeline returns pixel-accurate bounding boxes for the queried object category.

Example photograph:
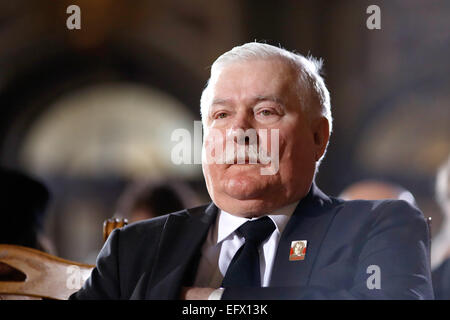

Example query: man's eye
[217,112,228,119]
[260,109,273,116]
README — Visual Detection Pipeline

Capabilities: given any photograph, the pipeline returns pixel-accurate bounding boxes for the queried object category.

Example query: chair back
[103,218,128,242]
[0,244,94,300]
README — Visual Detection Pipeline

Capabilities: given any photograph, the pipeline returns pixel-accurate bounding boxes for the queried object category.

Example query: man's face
[202,58,329,217]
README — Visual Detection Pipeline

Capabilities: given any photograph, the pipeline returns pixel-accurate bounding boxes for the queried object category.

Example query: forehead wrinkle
[211,98,233,106]
[210,95,285,113]
[253,94,285,106]
[208,59,297,115]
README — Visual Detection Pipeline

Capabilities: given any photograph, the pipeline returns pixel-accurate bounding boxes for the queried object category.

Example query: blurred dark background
[0,0,448,264]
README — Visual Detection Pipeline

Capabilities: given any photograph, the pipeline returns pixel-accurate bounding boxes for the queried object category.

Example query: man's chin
[225,162,264,173]
[223,176,268,200]
[224,190,260,201]
[215,184,278,216]
[214,197,271,218]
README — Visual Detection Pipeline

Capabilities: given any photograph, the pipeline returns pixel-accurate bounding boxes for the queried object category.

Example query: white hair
[200,42,333,167]
[436,155,450,209]
[431,154,450,269]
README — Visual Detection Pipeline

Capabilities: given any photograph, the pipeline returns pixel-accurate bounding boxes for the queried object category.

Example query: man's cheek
[202,129,226,164]
[258,129,281,175]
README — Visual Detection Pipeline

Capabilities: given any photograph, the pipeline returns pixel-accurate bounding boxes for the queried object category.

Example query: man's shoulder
[118,203,213,238]
[320,197,429,259]
[104,203,213,267]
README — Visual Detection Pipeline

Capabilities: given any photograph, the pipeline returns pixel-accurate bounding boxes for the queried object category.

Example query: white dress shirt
[193,200,299,296]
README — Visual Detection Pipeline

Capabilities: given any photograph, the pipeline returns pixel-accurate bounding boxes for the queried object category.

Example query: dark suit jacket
[432,257,450,300]
[70,184,434,300]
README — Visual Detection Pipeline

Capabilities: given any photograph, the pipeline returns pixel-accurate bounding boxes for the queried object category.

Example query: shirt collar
[215,200,300,244]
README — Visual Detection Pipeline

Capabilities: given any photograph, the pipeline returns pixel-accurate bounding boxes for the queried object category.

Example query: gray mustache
[223,144,272,164]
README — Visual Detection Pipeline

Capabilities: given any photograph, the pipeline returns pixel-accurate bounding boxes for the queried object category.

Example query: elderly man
[71,43,433,300]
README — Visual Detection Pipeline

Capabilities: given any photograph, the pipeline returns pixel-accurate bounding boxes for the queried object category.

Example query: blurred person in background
[431,155,450,299]
[113,179,201,223]
[0,167,55,281]
[0,167,54,253]
[339,179,417,207]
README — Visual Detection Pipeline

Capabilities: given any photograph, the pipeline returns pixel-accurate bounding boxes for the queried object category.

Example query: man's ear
[312,117,330,161]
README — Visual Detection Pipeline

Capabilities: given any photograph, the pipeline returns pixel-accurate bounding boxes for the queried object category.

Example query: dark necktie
[221,216,275,287]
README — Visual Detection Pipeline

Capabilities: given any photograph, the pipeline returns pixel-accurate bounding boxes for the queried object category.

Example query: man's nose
[228,113,254,145]
[230,111,252,131]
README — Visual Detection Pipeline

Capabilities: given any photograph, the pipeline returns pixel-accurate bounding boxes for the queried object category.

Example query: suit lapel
[145,203,217,299]
[270,183,337,288]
